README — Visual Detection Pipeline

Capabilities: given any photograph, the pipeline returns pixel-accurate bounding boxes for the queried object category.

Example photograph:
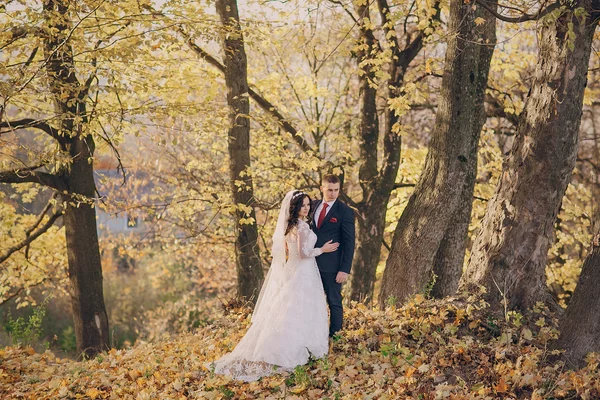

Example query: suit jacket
[311,199,355,274]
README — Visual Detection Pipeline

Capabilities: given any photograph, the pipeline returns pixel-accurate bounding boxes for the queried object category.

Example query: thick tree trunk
[460,2,599,311]
[216,0,264,302]
[379,0,496,307]
[431,156,477,297]
[554,233,600,368]
[44,0,109,357]
[63,145,109,358]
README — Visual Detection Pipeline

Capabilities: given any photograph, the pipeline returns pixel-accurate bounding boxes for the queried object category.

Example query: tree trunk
[460,2,599,311]
[216,0,264,302]
[351,198,387,302]
[554,233,600,368]
[431,156,477,297]
[44,0,109,357]
[349,0,436,302]
[379,0,496,307]
[63,145,109,358]
[349,2,384,303]
[591,115,600,234]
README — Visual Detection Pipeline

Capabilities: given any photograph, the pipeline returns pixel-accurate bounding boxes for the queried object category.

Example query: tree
[215,0,264,302]
[326,0,442,303]
[378,0,497,306]
[460,1,600,311]
[148,0,440,303]
[554,232,600,368]
[1,0,110,357]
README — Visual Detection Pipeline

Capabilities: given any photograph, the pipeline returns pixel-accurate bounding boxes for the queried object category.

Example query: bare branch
[393,183,416,189]
[0,118,67,147]
[0,211,62,265]
[339,190,359,209]
[578,157,600,171]
[81,21,132,101]
[19,47,39,76]
[395,0,441,74]
[97,122,127,187]
[25,193,59,259]
[475,0,560,23]
[0,278,50,307]
[14,1,105,96]
[377,0,401,55]
[0,287,24,307]
[0,168,67,191]
[327,0,358,24]
[375,0,442,191]
[0,26,43,51]
[185,39,315,154]
[139,4,316,154]
[382,238,391,251]
[485,93,519,126]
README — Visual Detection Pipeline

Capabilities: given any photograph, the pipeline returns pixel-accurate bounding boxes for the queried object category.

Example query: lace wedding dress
[209,194,329,382]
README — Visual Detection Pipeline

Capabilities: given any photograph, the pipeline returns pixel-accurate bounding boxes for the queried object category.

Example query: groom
[311,174,355,338]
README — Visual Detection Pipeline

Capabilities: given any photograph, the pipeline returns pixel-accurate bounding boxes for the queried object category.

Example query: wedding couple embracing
[209,174,356,381]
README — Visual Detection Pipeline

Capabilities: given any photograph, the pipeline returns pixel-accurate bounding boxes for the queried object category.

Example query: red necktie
[317,203,329,228]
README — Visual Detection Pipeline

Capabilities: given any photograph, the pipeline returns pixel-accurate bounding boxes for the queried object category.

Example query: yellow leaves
[424,57,434,74]
[238,217,256,225]
[583,86,600,106]
[404,365,417,378]
[135,389,156,400]
[136,376,147,387]
[203,375,232,389]
[470,381,486,392]
[269,377,285,388]
[468,319,480,329]
[521,328,533,341]
[1,289,598,399]
[128,369,141,381]
[387,93,411,117]
[344,364,359,378]
[172,379,183,391]
[474,17,486,26]
[413,294,425,305]
[85,388,103,399]
[289,383,307,393]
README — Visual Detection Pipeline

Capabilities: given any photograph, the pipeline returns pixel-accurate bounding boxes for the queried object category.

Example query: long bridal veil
[251,190,295,325]
[210,189,328,381]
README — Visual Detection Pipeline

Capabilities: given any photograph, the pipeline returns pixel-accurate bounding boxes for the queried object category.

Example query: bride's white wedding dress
[210,211,329,381]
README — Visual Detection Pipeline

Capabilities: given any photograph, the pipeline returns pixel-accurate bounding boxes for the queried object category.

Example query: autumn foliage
[3,0,600,396]
[2,294,600,399]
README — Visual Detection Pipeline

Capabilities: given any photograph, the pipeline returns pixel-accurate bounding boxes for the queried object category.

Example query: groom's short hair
[322,174,340,184]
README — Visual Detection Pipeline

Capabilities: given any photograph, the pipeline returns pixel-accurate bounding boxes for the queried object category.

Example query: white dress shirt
[314,199,336,226]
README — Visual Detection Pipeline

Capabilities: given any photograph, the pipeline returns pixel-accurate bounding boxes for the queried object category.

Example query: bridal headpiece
[291,191,305,200]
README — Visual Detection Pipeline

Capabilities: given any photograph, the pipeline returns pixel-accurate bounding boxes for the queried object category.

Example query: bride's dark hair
[285,191,313,236]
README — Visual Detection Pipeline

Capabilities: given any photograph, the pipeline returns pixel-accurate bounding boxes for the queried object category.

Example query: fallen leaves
[1,295,599,399]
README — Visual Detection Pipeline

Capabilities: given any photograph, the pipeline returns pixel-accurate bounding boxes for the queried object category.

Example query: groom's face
[321,182,340,202]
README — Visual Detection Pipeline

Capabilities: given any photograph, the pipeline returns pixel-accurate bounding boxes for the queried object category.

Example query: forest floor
[1,294,599,399]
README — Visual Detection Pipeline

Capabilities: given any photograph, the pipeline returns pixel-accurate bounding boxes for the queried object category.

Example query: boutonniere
[329,217,338,223]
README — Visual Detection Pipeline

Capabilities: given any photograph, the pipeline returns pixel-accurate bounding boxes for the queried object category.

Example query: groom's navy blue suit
[311,199,355,337]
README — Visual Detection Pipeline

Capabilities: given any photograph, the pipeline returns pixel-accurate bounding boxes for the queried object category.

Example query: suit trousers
[320,272,343,337]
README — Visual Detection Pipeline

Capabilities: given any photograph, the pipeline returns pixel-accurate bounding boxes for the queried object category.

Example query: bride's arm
[297,221,323,258]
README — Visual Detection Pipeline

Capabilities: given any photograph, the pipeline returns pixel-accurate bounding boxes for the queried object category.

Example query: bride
[209,190,338,381]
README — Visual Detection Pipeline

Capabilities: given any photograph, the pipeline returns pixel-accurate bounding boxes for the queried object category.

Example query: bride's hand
[321,240,339,253]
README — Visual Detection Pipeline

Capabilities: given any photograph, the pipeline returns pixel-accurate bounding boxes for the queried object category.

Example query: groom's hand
[335,271,349,284]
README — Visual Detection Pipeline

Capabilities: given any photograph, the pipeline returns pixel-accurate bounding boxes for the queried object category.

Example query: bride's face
[299,197,310,218]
